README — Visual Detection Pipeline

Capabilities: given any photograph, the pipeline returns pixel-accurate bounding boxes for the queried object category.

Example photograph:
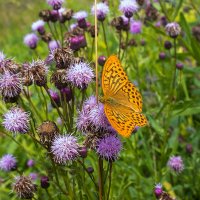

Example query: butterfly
[101,55,148,137]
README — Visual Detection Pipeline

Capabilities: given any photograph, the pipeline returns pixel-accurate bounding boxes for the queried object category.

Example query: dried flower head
[50,69,68,89]
[111,16,128,31]
[91,2,109,21]
[51,135,79,164]
[24,33,39,49]
[3,107,29,134]
[13,175,37,199]
[50,47,74,69]
[96,135,122,161]
[32,20,45,35]
[145,4,158,22]
[0,59,20,74]
[46,0,64,10]
[167,155,184,173]
[119,0,138,18]
[192,24,200,42]
[165,22,181,38]
[66,62,94,89]
[38,121,59,148]
[39,10,51,22]
[0,154,17,171]
[22,60,48,86]
[0,71,22,100]
[59,8,74,22]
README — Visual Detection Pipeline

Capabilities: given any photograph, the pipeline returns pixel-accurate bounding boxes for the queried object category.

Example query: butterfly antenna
[94,0,98,104]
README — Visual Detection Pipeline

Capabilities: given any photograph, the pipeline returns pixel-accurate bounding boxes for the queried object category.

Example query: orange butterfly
[101,55,148,137]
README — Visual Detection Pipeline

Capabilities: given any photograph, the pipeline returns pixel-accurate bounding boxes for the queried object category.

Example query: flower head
[3,107,29,134]
[73,11,88,20]
[91,2,109,21]
[29,173,38,181]
[66,62,94,89]
[130,20,142,34]
[0,154,17,171]
[96,135,122,161]
[48,40,60,51]
[40,176,50,188]
[24,33,39,49]
[46,0,64,10]
[51,135,79,164]
[27,159,35,167]
[167,155,184,173]
[32,20,45,34]
[69,35,87,51]
[154,183,163,198]
[0,71,22,99]
[13,175,37,199]
[165,22,181,38]
[119,0,139,18]
[0,51,5,63]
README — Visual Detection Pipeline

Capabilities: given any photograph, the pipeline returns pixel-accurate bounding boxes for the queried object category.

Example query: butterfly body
[101,55,148,137]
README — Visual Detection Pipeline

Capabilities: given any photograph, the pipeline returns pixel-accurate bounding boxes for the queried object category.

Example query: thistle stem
[101,21,109,56]
[98,157,104,200]
[106,162,112,200]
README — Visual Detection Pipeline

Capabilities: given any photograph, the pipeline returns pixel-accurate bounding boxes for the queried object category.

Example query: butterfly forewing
[102,55,128,96]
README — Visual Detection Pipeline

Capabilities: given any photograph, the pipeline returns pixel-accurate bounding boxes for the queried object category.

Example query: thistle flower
[29,173,38,181]
[98,55,106,66]
[69,35,87,51]
[0,154,17,171]
[32,20,45,35]
[96,135,122,161]
[46,0,64,10]
[59,8,74,22]
[49,89,61,107]
[22,60,48,86]
[167,155,184,173]
[51,69,68,89]
[119,0,139,18]
[73,11,88,29]
[27,159,35,167]
[91,2,109,21]
[38,121,59,147]
[154,183,163,198]
[176,63,184,70]
[24,33,39,49]
[66,62,94,89]
[0,59,20,74]
[0,71,22,99]
[48,40,60,51]
[49,10,59,22]
[40,176,50,189]
[164,40,172,50]
[2,107,29,134]
[50,47,74,69]
[130,20,142,34]
[60,87,72,102]
[0,51,5,64]
[13,175,37,199]
[165,22,181,38]
[51,135,79,164]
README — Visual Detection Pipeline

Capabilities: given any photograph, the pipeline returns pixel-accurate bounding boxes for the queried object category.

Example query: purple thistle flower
[40,176,50,188]
[51,135,79,164]
[0,154,17,171]
[27,159,35,167]
[48,40,60,51]
[0,51,6,63]
[69,35,87,51]
[154,183,163,198]
[24,33,39,49]
[165,22,181,38]
[0,71,22,98]
[66,62,94,89]
[96,135,122,161]
[29,173,38,181]
[46,0,64,10]
[70,23,78,31]
[49,89,61,107]
[32,20,45,34]
[73,11,88,20]
[119,0,139,18]
[2,107,29,134]
[130,20,142,34]
[91,2,109,21]
[167,155,184,173]
[73,11,88,28]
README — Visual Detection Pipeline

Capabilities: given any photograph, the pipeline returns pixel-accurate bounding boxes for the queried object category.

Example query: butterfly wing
[102,55,128,96]
[104,103,148,137]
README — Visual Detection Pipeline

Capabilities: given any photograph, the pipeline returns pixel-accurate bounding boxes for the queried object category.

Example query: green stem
[118,30,122,58]
[101,21,109,56]
[171,38,177,99]
[106,162,112,200]
[47,22,59,46]
[40,87,48,120]
[98,157,104,200]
